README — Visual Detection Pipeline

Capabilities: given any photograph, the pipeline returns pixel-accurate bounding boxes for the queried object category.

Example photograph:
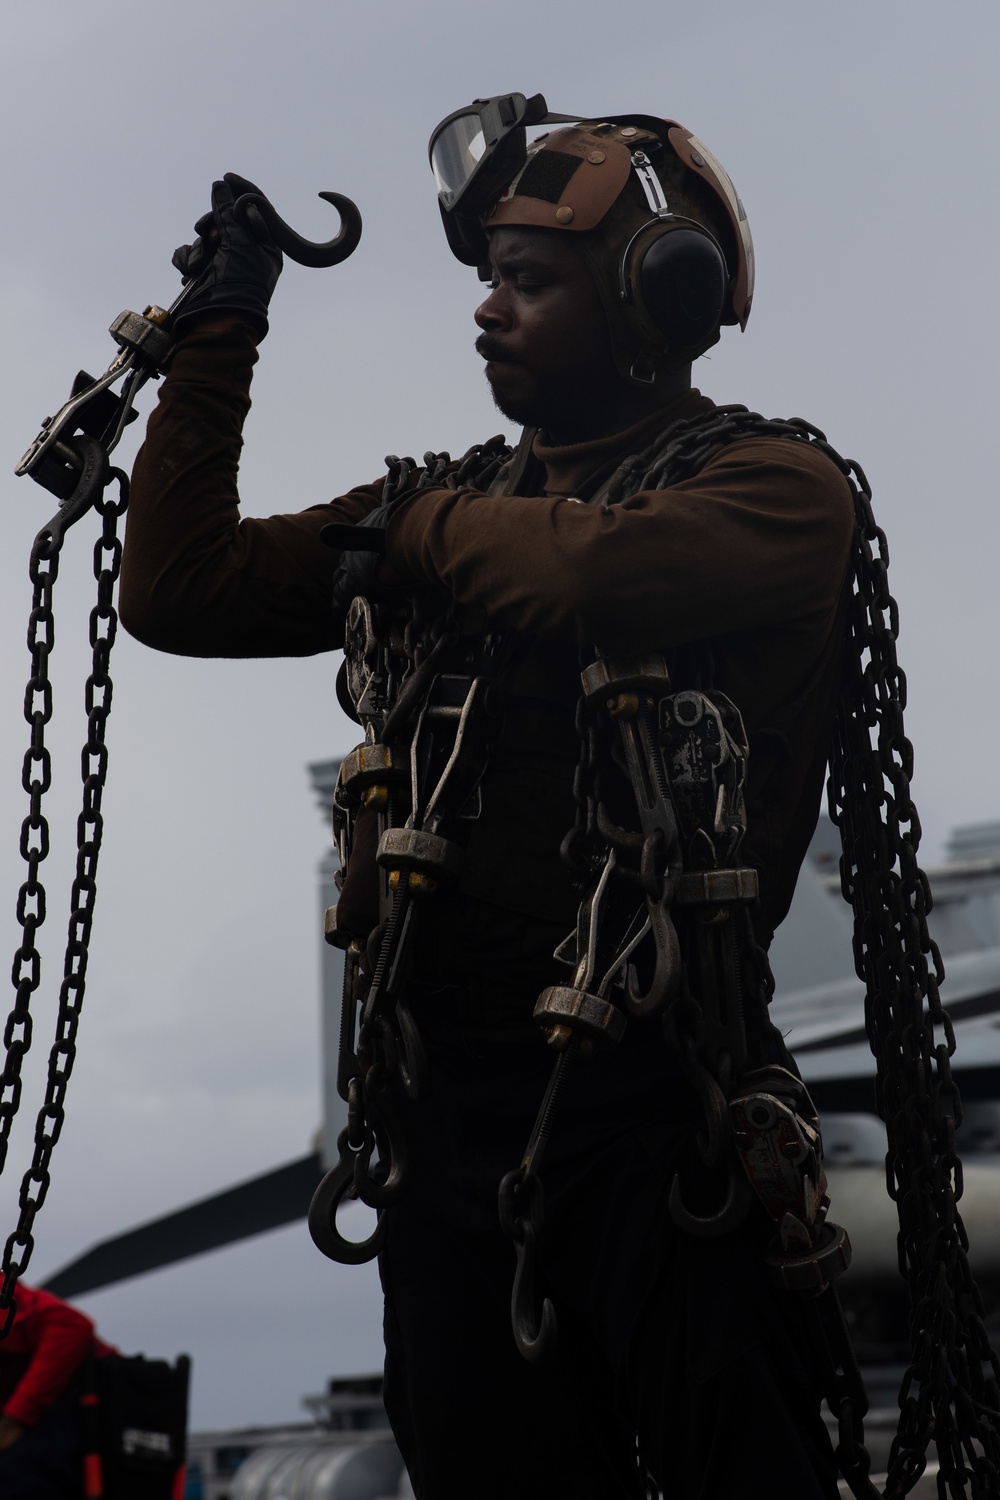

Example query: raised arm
[121,318,381,658]
[120,177,381,660]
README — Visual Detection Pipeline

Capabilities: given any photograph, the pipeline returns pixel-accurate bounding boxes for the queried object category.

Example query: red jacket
[0,1285,116,1427]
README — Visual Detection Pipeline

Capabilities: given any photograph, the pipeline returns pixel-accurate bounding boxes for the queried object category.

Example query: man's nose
[474,286,511,331]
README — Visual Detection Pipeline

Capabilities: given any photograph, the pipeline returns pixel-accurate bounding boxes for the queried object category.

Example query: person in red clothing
[0,1283,116,1497]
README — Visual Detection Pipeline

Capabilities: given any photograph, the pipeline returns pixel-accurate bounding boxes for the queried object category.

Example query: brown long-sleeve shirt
[123,321,855,1024]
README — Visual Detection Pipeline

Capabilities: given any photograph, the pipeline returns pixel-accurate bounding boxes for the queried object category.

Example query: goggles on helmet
[429,95,755,349]
[429,93,578,264]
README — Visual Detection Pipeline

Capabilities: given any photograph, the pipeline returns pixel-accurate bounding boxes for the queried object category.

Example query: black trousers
[379,998,841,1500]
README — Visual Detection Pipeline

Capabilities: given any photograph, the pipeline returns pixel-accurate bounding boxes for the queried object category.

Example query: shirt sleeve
[384,437,856,650]
[120,320,384,659]
[3,1287,94,1427]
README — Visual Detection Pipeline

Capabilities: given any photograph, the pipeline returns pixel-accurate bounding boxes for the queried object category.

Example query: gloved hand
[171,173,283,340]
[324,504,401,616]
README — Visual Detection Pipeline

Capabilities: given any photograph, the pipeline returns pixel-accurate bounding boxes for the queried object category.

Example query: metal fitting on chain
[606,692,640,719]
[376,826,462,889]
[347,1076,365,1152]
[387,869,439,898]
[581,655,671,711]
[729,1066,853,1292]
[108,310,174,372]
[763,1221,852,1294]
[340,743,407,806]
[534,985,627,1056]
[675,868,759,905]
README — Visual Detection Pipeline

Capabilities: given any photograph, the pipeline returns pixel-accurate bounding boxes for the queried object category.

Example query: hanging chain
[309,405,1000,1490]
[310,437,513,1264]
[0,462,128,1335]
[826,451,1000,1498]
[614,403,1000,1496]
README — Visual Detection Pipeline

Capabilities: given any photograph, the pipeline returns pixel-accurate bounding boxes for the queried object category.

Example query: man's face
[474,226,619,440]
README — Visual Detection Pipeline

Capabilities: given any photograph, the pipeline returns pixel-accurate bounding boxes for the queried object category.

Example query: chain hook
[33,436,108,553]
[308,1130,386,1265]
[498,1170,557,1364]
[233,188,362,268]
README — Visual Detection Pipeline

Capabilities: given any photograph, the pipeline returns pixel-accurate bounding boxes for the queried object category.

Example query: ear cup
[636,226,728,348]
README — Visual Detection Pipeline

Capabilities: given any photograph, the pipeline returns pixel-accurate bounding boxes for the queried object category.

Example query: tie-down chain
[499,653,851,1363]
[309,589,505,1263]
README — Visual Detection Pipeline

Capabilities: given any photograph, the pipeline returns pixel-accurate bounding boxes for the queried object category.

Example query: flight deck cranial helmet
[429,93,754,382]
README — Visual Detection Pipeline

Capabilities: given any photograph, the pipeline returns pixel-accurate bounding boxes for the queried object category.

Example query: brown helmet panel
[483,127,633,235]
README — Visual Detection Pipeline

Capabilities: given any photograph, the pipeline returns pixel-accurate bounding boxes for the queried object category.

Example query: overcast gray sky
[1,0,998,1432]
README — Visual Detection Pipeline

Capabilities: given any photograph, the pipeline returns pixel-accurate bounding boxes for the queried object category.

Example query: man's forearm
[121,321,374,659]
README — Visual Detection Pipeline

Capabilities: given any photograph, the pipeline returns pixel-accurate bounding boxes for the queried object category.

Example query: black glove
[171,173,283,339]
[324,505,398,616]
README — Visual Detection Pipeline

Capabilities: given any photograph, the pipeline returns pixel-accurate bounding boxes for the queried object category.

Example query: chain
[826,448,1000,1497]
[310,437,514,1265]
[322,407,1000,1490]
[0,461,128,1335]
[610,404,1000,1495]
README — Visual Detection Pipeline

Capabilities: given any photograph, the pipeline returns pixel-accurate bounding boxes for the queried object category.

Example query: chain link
[826,446,1000,1497]
[0,466,128,1335]
[311,438,514,1264]
[615,404,1000,1496]
[331,406,1000,1489]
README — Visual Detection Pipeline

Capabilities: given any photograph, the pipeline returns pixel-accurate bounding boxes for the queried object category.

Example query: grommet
[555,205,574,224]
[587,150,606,164]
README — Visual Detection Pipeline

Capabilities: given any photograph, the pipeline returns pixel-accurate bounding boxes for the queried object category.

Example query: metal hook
[509,1218,558,1364]
[667,1160,755,1238]
[32,436,109,554]
[233,189,363,268]
[353,1077,412,1210]
[308,1130,386,1265]
[499,1171,557,1364]
[690,1061,732,1170]
[394,998,430,1102]
[625,891,681,1019]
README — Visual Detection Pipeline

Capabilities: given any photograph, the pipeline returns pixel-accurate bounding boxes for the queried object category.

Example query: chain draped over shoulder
[316,402,1000,1496]
[595,404,1000,1496]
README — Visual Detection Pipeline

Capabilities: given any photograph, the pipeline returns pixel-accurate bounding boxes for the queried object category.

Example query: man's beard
[476,334,583,436]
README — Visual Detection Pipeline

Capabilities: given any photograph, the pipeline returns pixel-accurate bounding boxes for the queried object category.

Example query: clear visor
[431,113,488,207]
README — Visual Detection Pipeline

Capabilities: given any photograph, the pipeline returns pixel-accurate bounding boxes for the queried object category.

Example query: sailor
[120,100,854,1498]
[0,1282,117,1496]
